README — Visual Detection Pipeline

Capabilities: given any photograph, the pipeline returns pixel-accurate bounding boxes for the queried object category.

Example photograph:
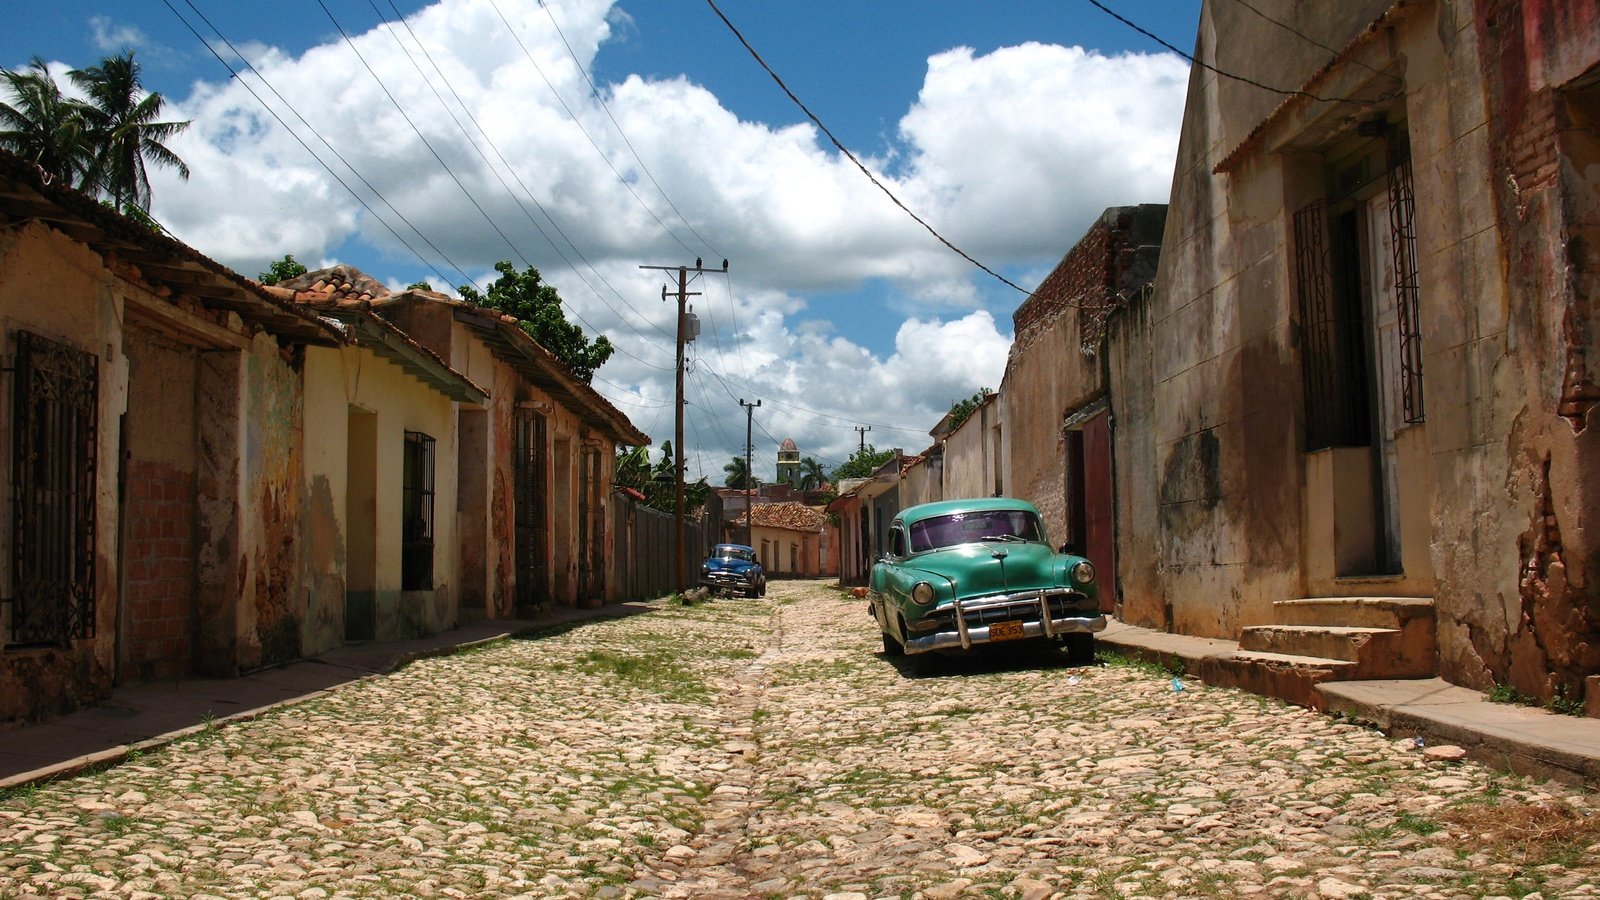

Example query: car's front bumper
[702,572,755,590]
[903,589,1105,654]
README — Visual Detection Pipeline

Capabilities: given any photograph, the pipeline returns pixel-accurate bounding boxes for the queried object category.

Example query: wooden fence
[608,491,725,601]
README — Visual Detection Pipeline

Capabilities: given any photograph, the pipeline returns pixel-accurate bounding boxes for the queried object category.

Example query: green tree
[798,456,826,490]
[830,445,896,482]
[68,50,189,213]
[0,57,92,186]
[406,280,433,291]
[459,261,614,383]
[258,254,308,286]
[945,387,994,431]
[615,442,707,515]
[723,455,754,490]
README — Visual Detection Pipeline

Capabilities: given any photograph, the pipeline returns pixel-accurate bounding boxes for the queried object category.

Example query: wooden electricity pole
[740,398,761,545]
[640,258,727,593]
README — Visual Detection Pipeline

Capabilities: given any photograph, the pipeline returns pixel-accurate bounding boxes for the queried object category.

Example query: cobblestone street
[3,580,1598,899]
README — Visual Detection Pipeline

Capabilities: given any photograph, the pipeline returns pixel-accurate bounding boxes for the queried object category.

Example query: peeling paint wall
[1446,0,1600,706]
[0,222,127,724]
[120,328,200,681]
[303,340,460,645]
[1141,0,1598,711]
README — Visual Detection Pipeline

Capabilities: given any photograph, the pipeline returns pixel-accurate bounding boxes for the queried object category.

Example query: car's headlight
[911,582,935,604]
[1070,561,1096,585]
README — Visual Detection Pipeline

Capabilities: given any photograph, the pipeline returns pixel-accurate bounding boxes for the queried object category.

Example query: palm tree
[798,457,826,491]
[723,456,753,489]
[68,50,189,212]
[0,57,92,185]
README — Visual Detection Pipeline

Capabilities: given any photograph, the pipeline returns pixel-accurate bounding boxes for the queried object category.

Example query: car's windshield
[908,510,1044,552]
[713,547,754,562]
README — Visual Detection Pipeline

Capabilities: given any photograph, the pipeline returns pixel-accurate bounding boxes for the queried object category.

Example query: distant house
[736,502,829,577]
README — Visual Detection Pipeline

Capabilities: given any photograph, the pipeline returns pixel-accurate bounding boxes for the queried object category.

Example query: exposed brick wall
[1012,206,1166,354]
[122,459,196,680]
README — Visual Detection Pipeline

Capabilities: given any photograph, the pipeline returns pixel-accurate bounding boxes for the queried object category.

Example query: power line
[488,0,699,257]
[315,0,525,264]
[360,0,681,373]
[1085,0,1388,106]
[316,0,676,373]
[539,0,722,257]
[703,0,1033,298]
[166,0,479,291]
[370,0,678,350]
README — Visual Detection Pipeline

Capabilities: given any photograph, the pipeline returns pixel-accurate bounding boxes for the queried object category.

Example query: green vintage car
[868,498,1105,664]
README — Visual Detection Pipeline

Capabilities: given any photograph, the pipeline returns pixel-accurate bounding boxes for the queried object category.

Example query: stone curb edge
[0,618,611,792]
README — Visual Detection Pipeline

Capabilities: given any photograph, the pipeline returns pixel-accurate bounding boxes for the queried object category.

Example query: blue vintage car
[869,498,1104,664]
[701,543,767,598]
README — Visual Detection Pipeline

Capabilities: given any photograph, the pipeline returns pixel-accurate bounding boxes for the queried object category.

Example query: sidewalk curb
[0,607,651,791]
[1096,619,1600,787]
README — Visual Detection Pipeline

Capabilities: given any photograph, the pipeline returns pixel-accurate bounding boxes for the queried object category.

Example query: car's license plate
[989,620,1024,641]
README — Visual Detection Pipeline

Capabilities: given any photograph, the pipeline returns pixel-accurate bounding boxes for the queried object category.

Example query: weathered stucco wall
[1000,205,1166,547]
[120,329,200,681]
[1146,0,1598,710]
[942,398,1002,501]
[0,222,128,724]
[303,341,460,644]
[1436,0,1600,705]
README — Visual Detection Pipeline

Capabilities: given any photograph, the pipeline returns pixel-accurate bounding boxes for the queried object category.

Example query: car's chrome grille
[927,591,1092,628]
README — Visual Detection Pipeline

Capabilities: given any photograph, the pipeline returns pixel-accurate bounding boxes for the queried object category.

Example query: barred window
[401,430,435,591]
[9,331,98,645]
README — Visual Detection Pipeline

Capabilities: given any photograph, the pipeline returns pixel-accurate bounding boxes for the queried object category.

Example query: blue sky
[4,0,1200,477]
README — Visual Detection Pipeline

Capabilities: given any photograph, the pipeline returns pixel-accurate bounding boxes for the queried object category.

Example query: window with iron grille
[513,409,548,607]
[1292,123,1425,449]
[9,331,98,645]
[1386,131,1425,425]
[401,430,435,591]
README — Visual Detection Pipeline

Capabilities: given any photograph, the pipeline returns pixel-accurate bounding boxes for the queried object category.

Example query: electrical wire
[315,0,676,373]
[165,0,479,291]
[1227,0,1401,83]
[1085,0,1388,106]
[539,0,722,257]
[487,0,699,257]
[375,0,682,350]
[315,0,525,263]
[704,0,1033,298]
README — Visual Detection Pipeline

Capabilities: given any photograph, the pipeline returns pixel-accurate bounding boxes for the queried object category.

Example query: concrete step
[1274,596,1435,629]
[1239,624,1435,679]
[1197,651,1357,710]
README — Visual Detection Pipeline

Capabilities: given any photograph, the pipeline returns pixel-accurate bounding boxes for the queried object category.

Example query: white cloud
[138,0,1185,479]
[89,16,148,53]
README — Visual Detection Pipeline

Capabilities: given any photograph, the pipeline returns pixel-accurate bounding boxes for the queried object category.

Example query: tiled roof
[736,501,827,533]
[275,266,648,446]
[0,150,341,347]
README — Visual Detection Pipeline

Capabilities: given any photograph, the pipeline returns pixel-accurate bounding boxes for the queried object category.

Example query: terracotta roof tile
[736,502,827,533]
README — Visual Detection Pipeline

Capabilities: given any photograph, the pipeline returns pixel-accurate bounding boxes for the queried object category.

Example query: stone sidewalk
[1097,619,1600,786]
[0,601,654,788]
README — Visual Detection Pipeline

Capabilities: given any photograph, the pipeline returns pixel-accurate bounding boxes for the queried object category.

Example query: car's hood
[904,542,1058,598]
[704,558,755,573]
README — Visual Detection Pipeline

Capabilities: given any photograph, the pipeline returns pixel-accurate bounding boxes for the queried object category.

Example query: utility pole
[856,424,871,455]
[640,258,727,594]
[740,398,761,545]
